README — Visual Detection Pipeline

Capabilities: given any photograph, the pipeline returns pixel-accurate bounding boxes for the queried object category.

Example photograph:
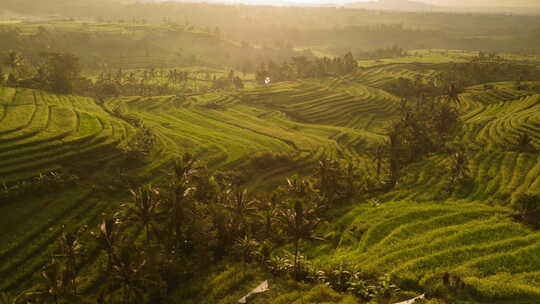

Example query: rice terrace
[1,0,540,303]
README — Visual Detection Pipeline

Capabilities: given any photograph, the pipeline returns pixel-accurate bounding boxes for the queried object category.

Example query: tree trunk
[376,157,381,179]
[265,214,271,239]
[123,286,129,304]
[294,237,299,280]
[70,258,77,296]
[145,223,151,247]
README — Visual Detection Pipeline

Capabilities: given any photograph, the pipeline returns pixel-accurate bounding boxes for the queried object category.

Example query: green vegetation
[1,1,540,303]
[0,87,135,185]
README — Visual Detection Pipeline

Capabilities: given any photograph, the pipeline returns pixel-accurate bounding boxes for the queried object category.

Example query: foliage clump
[0,170,78,203]
[2,153,386,303]
[512,193,540,228]
[255,52,357,84]
[511,133,537,153]
[372,96,462,190]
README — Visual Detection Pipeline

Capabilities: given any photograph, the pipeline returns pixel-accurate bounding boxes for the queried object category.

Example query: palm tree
[445,82,462,104]
[386,127,404,189]
[232,235,259,263]
[221,188,259,237]
[372,145,385,180]
[124,185,163,246]
[55,226,85,296]
[450,151,469,180]
[158,169,194,258]
[285,175,310,198]
[173,153,197,183]
[3,51,23,78]
[344,162,359,197]
[314,158,337,199]
[257,194,279,239]
[434,101,460,142]
[102,248,158,304]
[25,259,72,304]
[277,199,320,280]
[515,133,536,152]
[447,150,470,194]
[92,219,121,270]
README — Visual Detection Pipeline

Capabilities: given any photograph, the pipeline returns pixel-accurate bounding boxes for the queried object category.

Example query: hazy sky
[234,0,540,8]
[276,0,540,7]
[423,0,540,7]
[164,0,540,9]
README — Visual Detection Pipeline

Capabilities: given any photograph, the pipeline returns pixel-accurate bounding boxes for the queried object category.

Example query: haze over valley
[1,1,540,304]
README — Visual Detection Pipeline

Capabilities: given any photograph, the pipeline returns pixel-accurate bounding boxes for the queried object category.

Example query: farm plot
[0,88,135,183]
[315,201,540,303]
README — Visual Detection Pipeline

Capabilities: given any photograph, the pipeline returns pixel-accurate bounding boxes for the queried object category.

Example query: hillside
[1,48,540,303]
[0,87,134,184]
[0,20,301,72]
[101,80,397,188]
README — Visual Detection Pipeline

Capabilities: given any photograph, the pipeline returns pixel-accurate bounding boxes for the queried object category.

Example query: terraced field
[297,79,540,303]
[0,188,110,290]
[1,60,540,303]
[380,82,540,204]
[102,84,391,188]
[241,80,400,134]
[0,87,138,290]
[352,63,439,89]
[0,79,401,290]
[319,201,540,303]
[101,77,540,302]
[0,87,135,184]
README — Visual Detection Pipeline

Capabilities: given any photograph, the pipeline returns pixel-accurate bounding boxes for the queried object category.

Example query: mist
[1,1,540,304]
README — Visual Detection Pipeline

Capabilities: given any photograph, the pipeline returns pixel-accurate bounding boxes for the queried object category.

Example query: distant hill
[344,0,540,14]
[0,0,120,16]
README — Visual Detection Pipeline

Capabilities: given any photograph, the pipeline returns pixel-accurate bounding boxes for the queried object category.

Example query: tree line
[371,92,463,191]
[1,50,84,94]
[6,0,540,54]
[0,22,300,77]
[356,45,407,60]
[0,50,248,97]
[255,52,357,84]
[382,56,540,101]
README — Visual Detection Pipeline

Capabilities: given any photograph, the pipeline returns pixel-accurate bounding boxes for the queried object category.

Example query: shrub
[297,284,343,303]
[268,252,313,280]
[0,170,78,203]
[248,152,296,170]
[512,193,540,228]
[512,133,536,153]
[120,124,156,163]
[271,291,302,304]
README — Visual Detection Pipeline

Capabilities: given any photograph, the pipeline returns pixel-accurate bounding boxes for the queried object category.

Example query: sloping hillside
[0,87,134,184]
